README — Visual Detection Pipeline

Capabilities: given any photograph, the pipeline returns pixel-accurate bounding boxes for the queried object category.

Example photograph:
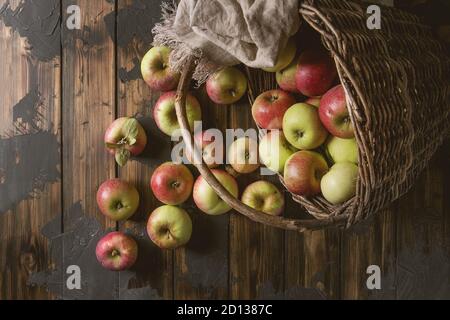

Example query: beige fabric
[153,0,300,83]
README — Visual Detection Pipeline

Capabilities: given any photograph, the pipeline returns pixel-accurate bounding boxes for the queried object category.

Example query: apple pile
[94,39,361,271]
[256,40,359,205]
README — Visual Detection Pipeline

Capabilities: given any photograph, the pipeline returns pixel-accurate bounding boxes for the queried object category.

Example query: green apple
[259,130,297,173]
[320,162,358,205]
[263,38,296,73]
[326,136,358,164]
[228,137,260,174]
[206,66,248,104]
[147,205,193,249]
[153,91,202,136]
[193,169,239,215]
[283,103,328,150]
[241,180,285,216]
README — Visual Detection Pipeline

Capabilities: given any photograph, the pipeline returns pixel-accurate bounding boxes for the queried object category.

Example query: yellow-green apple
[193,169,238,215]
[326,136,358,164]
[141,46,179,91]
[320,162,358,204]
[147,205,192,249]
[228,137,260,174]
[276,58,299,93]
[284,151,328,196]
[263,38,297,73]
[96,179,139,221]
[95,232,138,271]
[150,162,194,205]
[153,91,202,136]
[241,180,285,216]
[319,84,354,138]
[105,117,147,166]
[283,103,328,150]
[306,97,321,107]
[251,89,296,130]
[206,66,248,104]
[185,130,223,168]
[259,130,297,173]
[295,49,337,97]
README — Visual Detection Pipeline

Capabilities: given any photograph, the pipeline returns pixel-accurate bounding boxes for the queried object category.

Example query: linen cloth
[153,0,300,83]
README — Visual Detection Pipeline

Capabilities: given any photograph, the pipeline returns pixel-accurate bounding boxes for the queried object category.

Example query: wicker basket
[175,0,450,232]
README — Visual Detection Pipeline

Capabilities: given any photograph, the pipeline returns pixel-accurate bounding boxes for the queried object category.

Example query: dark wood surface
[0,0,449,300]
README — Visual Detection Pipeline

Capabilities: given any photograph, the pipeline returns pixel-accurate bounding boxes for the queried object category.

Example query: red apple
[319,84,354,138]
[96,179,140,221]
[150,162,194,205]
[153,91,202,136]
[105,117,147,166]
[96,231,138,271]
[141,46,180,91]
[295,49,337,97]
[185,130,223,168]
[206,66,248,104]
[283,151,329,197]
[251,89,296,130]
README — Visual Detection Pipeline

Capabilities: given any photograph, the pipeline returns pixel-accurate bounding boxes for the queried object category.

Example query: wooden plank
[396,142,450,299]
[340,208,396,299]
[284,199,341,299]
[61,0,117,299]
[0,0,61,299]
[229,95,285,300]
[173,87,229,299]
[116,0,173,300]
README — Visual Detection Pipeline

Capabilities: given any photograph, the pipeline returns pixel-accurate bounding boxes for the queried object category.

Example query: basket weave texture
[248,0,450,227]
[176,0,450,231]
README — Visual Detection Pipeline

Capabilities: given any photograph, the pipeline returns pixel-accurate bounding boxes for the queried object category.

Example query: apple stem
[111,249,120,257]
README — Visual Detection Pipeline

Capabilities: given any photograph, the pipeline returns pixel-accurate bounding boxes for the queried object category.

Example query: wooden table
[0,0,449,300]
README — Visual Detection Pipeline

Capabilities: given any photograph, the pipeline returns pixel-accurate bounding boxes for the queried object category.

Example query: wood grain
[228,97,284,299]
[61,0,116,298]
[116,0,173,300]
[0,0,61,299]
[173,87,229,299]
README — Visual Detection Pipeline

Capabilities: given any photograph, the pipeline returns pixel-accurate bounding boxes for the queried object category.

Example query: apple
[96,231,138,271]
[319,84,354,138]
[263,38,297,73]
[326,136,358,164]
[153,91,202,136]
[206,66,248,104]
[147,205,192,249]
[193,169,239,215]
[276,58,299,93]
[141,46,180,91]
[185,130,223,168]
[295,49,337,97]
[251,89,296,130]
[283,151,328,196]
[105,117,147,166]
[241,180,285,216]
[228,137,260,174]
[96,179,139,221]
[259,130,297,173]
[151,162,194,205]
[283,103,328,150]
[306,97,321,108]
[320,162,358,204]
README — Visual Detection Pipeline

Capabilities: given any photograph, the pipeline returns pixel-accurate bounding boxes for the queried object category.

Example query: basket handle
[174,56,348,232]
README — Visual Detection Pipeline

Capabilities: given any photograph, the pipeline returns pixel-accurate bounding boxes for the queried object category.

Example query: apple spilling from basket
[94,39,359,271]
